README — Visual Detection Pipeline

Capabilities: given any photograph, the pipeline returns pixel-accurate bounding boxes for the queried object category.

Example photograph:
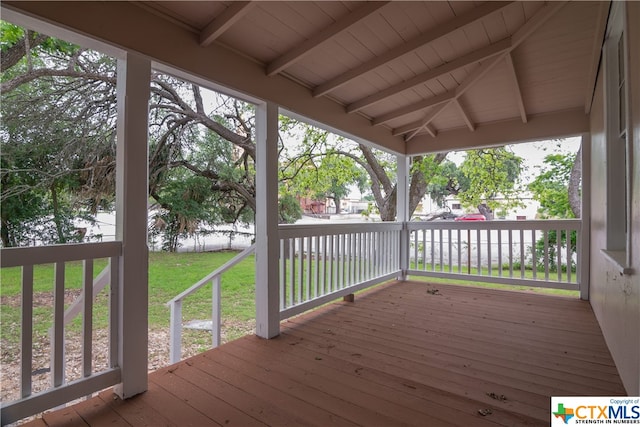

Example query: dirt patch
[1,320,255,419]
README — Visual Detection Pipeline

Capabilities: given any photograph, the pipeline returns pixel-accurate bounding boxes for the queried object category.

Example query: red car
[454,213,486,221]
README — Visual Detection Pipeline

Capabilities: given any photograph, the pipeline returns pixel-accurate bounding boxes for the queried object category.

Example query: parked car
[454,213,486,221]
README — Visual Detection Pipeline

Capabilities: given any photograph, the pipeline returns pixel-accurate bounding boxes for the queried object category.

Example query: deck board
[22,281,626,427]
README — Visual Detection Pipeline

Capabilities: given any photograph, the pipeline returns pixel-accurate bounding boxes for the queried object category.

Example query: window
[603,2,631,273]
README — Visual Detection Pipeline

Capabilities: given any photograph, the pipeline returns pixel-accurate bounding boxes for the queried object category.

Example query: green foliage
[278,192,303,224]
[279,118,367,212]
[421,159,467,207]
[458,147,524,213]
[528,152,577,219]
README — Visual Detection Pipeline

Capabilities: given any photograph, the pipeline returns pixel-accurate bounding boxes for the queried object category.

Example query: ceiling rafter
[453,99,475,132]
[584,0,609,114]
[199,2,254,47]
[392,103,448,137]
[266,2,389,77]
[346,38,511,114]
[312,1,514,98]
[392,1,569,142]
[372,91,453,127]
[505,53,527,123]
[424,124,437,138]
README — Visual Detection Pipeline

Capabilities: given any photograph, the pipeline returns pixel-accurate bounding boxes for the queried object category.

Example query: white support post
[580,133,591,300]
[397,155,410,281]
[255,102,280,339]
[114,52,150,399]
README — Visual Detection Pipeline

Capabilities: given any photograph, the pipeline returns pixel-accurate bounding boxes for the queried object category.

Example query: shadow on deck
[24,281,625,426]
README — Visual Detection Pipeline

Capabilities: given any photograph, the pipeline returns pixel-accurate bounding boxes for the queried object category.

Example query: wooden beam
[401,1,568,141]
[313,1,514,97]
[392,103,447,136]
[266,2,389,77]
[346,38,511,114]
[406,109,589,155]
[584,1,609,114]
[453,99,475,132]
[372,91,453,127]
[505,53,527,123]
[199,2,254,47]
[390,53,505,136]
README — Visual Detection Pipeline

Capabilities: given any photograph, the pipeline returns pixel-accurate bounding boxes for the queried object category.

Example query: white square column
[397,155,410,281]
[114,52,151,398]
[255,102,280,338]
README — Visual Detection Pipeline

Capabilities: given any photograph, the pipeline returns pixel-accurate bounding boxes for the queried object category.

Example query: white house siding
[589,1,640,395]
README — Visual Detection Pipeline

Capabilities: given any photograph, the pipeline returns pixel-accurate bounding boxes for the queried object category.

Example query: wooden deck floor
[25,281,626,427]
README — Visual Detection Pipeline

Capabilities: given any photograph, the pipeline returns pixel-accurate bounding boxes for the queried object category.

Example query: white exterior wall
[589,1,640,395]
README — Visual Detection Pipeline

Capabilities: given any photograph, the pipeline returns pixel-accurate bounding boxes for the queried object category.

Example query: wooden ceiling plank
[313,1,514,97]
[505,53,527,123]
[347,38,511,113]
[199,2,254,47]
[453,99,475,131]
[584,1,609,114]
[266,1,389,77]
[389,1,569,139]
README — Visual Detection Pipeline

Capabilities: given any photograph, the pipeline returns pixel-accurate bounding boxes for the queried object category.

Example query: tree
[1,22,116,246]
[528,144,581,270]
[528,150,578,219]
[458,147,524,218]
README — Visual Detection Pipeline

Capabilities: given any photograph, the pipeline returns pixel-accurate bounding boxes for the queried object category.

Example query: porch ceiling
[3,1,607,154]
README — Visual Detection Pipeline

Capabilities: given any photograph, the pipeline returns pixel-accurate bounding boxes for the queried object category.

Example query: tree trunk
[477,203,493,219]
[568,143,582,218]
[50,181,67,244]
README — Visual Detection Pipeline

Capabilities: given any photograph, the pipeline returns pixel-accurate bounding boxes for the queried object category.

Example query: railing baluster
[297,237,303,304]
[289,238,295,307]
[322,235,328,295]
[212,277,221,348]
[439,229,444,272]
[82,260,93,378]
[169,300,182,363]
[109,255,119,368]
[416,230,427,271]
[508,230,513,278]
[487,228,492,276]
[279,239,286,309]
[314,235,320,298]
[497,229,502,277]
[557,228,562,282]
[544,230,550,280]
[448,229,452,272]
[52,262,65,387]
[531,230,537,280]
[476,229,481,275]
[457,229,461,273]
[21,265,34,398]
[306,236,312,300]
[430,229,435,271]
[520,229,525,278]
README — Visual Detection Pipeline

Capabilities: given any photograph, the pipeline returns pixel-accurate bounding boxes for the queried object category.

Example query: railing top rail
[0,241,123,268]
[407,219,581,231]
[166,243,255,305]
[279,221,402,238]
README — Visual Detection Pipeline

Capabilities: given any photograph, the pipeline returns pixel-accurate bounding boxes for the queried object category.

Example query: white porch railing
[407,220,582,291]
[166,244,255,364]
[0,242,122,425]
[278,222,403,319]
